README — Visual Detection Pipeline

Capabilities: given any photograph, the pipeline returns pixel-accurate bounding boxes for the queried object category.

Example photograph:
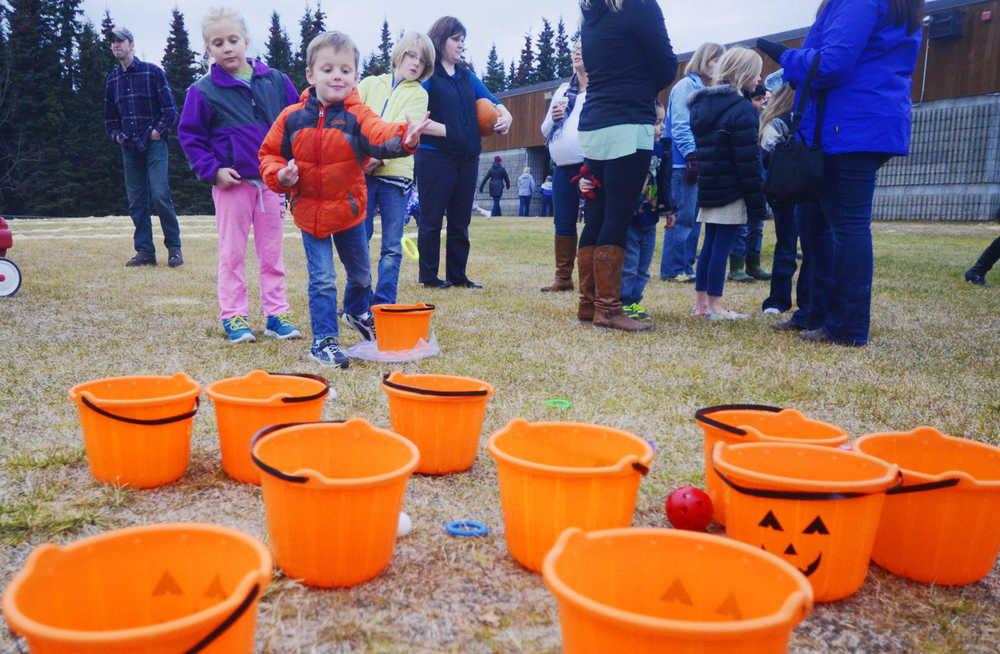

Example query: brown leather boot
[593,245,653,332]
[541,235,577,292]
[576,245,595,321]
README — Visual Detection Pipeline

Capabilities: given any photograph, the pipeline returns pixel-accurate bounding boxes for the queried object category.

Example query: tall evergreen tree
[311,2,326,37]
[361,52,381,78]
[290,5,314,90]
[482,44,505,94]
[100,8,114,43]
[555,17,573,79]
[514,32,534,88]
[534,18,555,83]
[161,7,209,214]
[377,18,392,73]
[264,11,293,77]
[507,60,516,90]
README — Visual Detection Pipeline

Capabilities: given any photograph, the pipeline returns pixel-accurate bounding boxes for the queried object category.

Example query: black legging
[579,150,652,249]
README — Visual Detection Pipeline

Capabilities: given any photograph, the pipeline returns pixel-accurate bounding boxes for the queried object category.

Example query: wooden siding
[482,0,999,152]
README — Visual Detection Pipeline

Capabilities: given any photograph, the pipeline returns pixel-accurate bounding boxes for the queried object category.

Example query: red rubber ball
[666,486,713,531]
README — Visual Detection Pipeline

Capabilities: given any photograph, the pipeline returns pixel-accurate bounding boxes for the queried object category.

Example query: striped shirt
[104,57,177,145]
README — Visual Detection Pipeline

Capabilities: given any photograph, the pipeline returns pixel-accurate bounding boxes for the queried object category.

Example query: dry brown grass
[1,215,998,653]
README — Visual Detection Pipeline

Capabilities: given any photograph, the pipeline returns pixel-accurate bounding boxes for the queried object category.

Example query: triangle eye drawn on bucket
[152,571,183,596]
[660,578,693,605]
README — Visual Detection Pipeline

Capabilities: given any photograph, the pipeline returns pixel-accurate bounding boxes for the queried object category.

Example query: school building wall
[477,0,1000,221]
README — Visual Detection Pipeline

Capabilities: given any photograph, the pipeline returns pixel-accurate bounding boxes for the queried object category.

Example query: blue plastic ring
[445,520,489,537]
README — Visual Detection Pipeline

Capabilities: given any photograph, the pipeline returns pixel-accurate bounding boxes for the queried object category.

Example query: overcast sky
[78,1,820,74]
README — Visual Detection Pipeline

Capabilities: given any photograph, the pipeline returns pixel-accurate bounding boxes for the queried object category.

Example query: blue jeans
[731,218,764,257]
[364,177,407,306]
[762,201,801,313]
[695,223,739,297]
[660,168,697,277]
[300,222,371,342]
[519,195,531,216]
[791,202,833,330]
[552,163,582,238]
[491,197,502,216]
[622,222,656,305]
[121,138,181,255]
[541,194,553,216]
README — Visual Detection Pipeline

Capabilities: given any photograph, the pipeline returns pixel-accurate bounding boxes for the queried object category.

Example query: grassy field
[1,214,998,653]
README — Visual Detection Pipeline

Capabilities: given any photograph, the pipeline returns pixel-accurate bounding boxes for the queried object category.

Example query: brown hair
[759,85,796,143]
[306,31,359,70]
[816,0,924,34]
[427,16,466,65]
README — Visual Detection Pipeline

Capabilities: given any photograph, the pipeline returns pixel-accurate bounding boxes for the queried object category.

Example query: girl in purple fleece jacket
[178,7,301,344]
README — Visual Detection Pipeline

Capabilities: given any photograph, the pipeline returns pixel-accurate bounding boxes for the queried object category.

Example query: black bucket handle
[632,462,650,475]
[713,460,904,501]
[377,304,435,313]
[266,372,330,403]
[80,394,199,426]
[886,477,960,495]
[694,404,783,436]
[184,583,260,654]
[382,373,488,398]
[249,420,345,484]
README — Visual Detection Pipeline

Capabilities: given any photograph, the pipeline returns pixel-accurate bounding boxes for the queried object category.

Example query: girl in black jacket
[687,47,764,320]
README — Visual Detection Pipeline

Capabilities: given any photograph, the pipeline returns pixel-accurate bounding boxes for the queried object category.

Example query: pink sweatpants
[212,182,290,320]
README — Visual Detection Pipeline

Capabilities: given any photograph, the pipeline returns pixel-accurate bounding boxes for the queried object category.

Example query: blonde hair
[759,85,796,143]
[713,47,762,91]
[391,32,436,82]
[201,7,248,47]
[307,31,360,70]
[523,167,531,174]
[685,42,724,78]
[579,0,624,11]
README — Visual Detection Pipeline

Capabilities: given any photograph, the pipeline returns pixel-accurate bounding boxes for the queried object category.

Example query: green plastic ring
[546,398,572,409]
[401,236,419,260]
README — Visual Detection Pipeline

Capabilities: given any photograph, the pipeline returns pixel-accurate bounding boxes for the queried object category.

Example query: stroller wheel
[0,257,22,296]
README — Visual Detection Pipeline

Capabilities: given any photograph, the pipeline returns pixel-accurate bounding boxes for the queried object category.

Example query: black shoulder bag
[763,55,826,204]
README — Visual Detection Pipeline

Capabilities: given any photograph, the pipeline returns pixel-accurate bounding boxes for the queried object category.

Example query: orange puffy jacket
[259,87,415,238]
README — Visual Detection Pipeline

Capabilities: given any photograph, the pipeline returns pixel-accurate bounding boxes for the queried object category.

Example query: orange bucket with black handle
[695,404,848,525]
[371,303,435,351]
[2,523,271,654]
[68,373,202,488]
[206,370,330,484]
[854,426,1000,585]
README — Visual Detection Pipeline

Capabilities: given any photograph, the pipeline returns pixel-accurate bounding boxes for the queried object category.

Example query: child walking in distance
[259,31,431,368]
[178,7,301,344]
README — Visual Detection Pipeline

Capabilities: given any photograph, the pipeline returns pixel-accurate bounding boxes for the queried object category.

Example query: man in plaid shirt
[104,26,184,268]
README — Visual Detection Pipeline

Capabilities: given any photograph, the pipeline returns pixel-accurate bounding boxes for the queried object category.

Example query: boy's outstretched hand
[404,112,432,149]
[277,158,299,187]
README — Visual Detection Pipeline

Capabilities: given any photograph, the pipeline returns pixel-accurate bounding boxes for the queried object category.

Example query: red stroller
[0,216,21,296]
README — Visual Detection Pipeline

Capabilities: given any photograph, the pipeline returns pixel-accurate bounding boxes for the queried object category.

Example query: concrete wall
[874,94,1000,221]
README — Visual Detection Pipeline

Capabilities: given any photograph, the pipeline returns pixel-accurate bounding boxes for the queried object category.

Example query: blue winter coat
[780,0,921,156]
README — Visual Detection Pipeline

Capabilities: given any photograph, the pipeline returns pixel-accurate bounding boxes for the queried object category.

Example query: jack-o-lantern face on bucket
[757,509,829,577]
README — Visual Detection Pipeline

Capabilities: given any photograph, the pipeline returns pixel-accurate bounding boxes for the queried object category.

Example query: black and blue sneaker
[309,336,349,368]
[264,313,303,340]
[343,311,376,341]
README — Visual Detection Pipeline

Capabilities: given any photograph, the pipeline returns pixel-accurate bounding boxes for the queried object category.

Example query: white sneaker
[763,307,781,315]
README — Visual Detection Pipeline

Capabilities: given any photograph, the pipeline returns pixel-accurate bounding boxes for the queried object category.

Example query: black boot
[965,236,1000,287]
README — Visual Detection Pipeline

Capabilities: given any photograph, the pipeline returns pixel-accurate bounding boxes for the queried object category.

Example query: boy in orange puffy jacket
[259,31,430,368]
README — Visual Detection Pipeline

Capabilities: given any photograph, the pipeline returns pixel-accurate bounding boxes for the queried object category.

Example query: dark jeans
[552,163,582,238]
[622,222,656,305]
[541,194,553,216]
[579,150,652,249]
[695,222,740,297]
[121,138,181,255]
[763,201,801,312]
[969,236,1000,276]
[518,195,531,216]
[491,196,502,216]
[414,149,477,284]
[731,217,764,257]
[795,152,887,345]
[300,222,370,342]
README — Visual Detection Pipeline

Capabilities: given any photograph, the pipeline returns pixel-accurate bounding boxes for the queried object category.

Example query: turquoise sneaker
[222,316,256,344]
[309,336,349,368]
[265,313,303,340]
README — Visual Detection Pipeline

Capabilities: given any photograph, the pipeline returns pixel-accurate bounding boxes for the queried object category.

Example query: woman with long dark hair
[415,16,512,289]
[576,0,677,331]
[758,0,924,345]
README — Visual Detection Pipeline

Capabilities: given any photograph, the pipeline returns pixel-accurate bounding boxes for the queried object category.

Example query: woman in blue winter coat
[659,42,724,283]
[758,0,923,346]
[576,0,677,332]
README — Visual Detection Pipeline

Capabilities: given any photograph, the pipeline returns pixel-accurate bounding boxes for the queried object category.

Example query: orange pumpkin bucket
[542,527,813,654]
[371,303,435,351]
[487,419,654,572]
[206,370,330,484]
[68,373,202,488]
[712,441,899,602]
[381,371,493,474]
[695,405,848,524]
[853,426,1000,585]
[1,523,271,654]
[250,419,419,587]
